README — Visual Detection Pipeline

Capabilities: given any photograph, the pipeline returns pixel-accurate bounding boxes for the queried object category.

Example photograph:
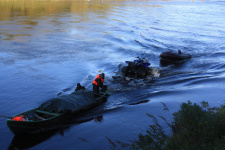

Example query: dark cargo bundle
[39,90,94,113]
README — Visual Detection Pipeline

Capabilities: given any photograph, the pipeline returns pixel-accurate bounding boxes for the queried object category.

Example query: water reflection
[0,0,115,20]
[0,0,114,41]
[8,129,62,150]
[0,0,165,41]
[8,114,104,149]
[160,59,186,67]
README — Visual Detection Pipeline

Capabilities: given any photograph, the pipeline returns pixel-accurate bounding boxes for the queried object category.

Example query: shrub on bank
[131,101,225,150]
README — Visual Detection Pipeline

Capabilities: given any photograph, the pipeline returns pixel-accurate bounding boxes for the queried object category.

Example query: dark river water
[1,0,225,149]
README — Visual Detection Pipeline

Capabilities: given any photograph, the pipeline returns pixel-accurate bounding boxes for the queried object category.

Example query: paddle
[0,115,12,119]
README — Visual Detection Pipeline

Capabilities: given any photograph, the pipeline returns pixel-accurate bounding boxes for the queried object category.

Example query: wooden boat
[7,90,108,135]
[160,50,191,61]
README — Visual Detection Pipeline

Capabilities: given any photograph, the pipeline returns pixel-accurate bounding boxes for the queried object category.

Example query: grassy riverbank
[109,101,225,150]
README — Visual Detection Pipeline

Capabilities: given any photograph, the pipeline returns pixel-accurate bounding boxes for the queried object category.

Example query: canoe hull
[7,109,66,135]
[7,91,108,135]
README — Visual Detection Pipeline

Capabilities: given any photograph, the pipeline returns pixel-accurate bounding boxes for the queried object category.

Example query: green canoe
[7,90,108,135]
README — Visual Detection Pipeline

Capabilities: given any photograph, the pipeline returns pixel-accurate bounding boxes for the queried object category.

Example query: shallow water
[0,0,225,149]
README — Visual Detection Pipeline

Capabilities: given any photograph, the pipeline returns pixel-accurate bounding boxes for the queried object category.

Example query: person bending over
[92,73,105,98]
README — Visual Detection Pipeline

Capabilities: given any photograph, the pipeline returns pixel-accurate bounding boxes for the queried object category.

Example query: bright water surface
[0,0,225,149]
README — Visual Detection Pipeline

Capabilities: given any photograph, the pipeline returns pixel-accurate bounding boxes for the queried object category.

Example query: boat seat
[34,114,46,120]
[35,110,60,116]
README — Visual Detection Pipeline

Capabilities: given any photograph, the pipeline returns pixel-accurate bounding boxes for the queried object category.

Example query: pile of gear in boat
[11,89,107,122]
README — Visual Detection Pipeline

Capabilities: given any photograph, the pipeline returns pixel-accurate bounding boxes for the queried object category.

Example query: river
[0,0,225,149]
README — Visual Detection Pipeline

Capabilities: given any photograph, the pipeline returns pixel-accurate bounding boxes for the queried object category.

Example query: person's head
[77,83,81,87]
[100,73,105,79]
[178,50,182,54]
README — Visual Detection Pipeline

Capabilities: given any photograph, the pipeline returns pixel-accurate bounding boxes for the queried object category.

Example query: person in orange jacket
[92,73,105,98]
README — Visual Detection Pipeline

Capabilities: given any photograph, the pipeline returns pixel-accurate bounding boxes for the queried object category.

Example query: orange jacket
[12,115,26,121]
[92,74,104,86]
